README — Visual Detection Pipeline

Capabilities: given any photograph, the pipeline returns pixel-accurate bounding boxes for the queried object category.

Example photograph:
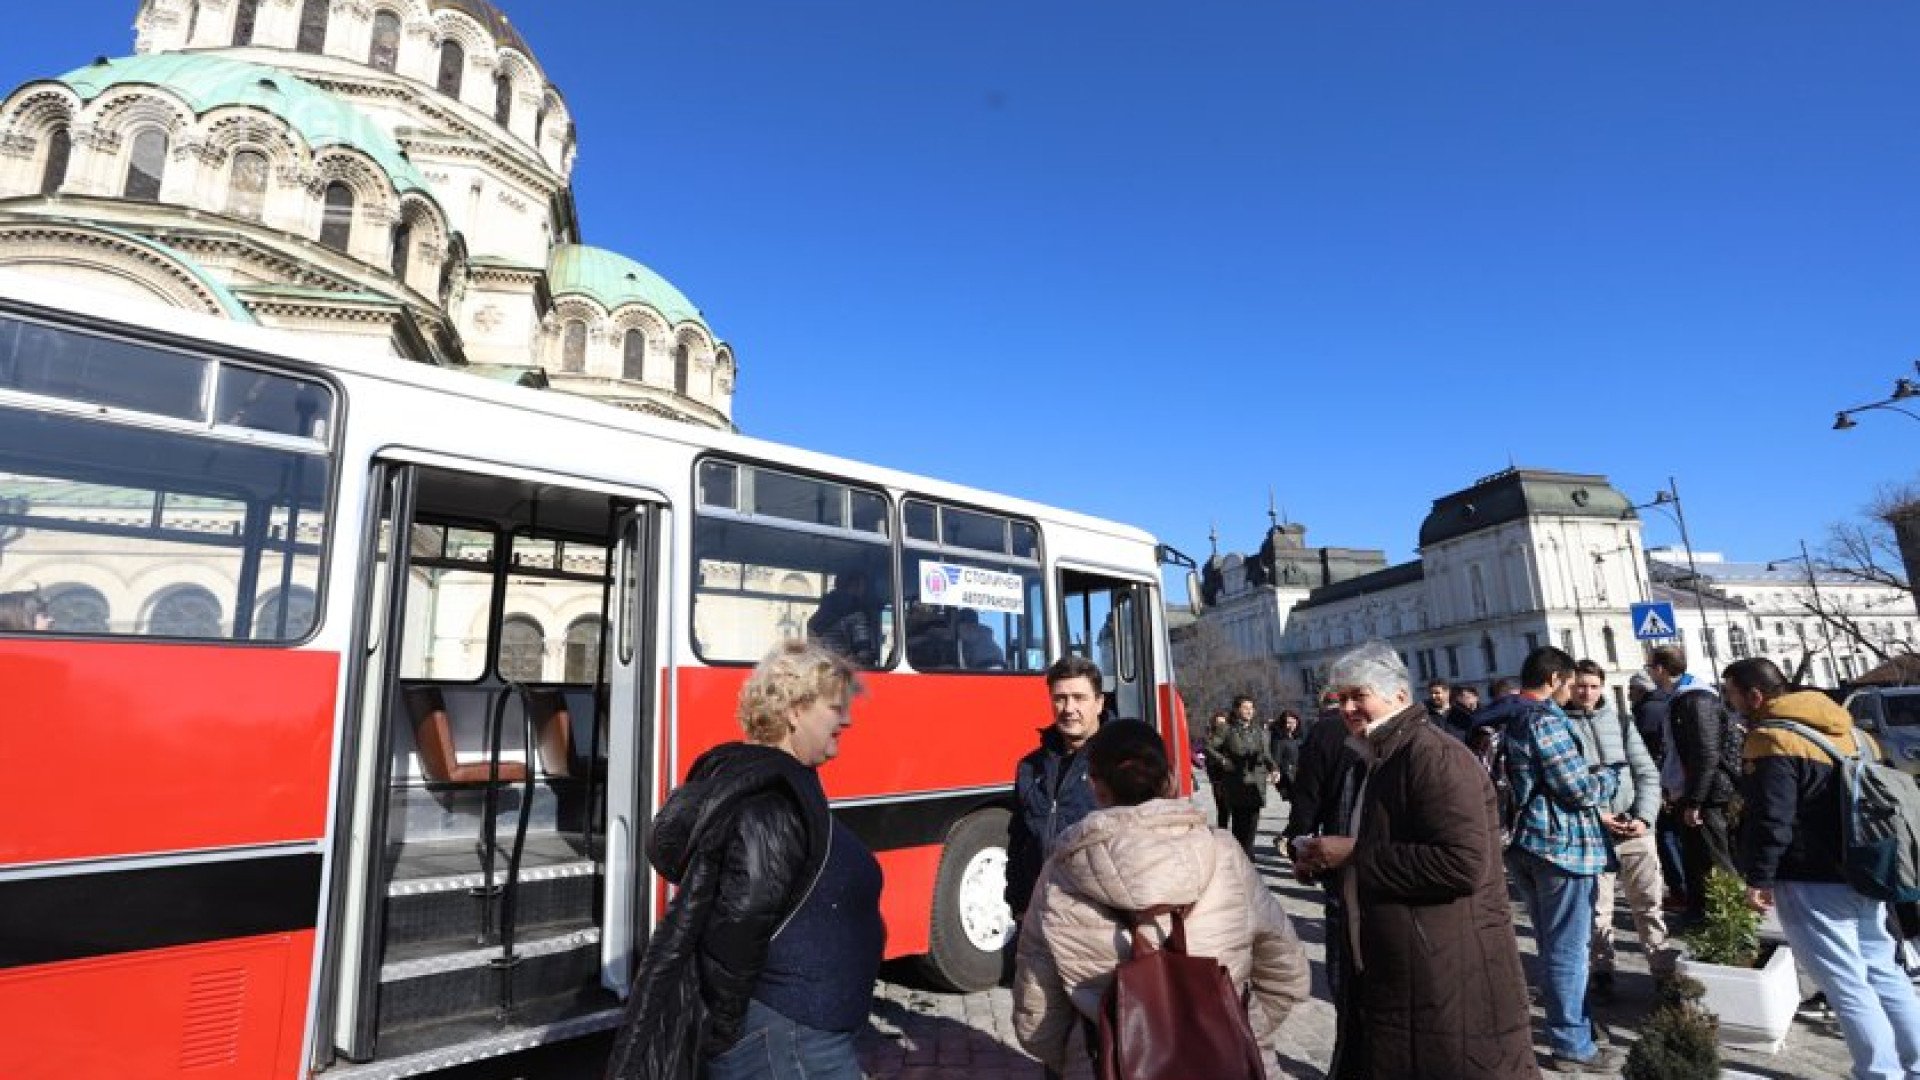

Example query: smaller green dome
[548,244,705,328]
[57,55,429,196]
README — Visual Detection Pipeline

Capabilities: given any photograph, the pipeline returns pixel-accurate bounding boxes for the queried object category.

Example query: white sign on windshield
[920,561,1025,615]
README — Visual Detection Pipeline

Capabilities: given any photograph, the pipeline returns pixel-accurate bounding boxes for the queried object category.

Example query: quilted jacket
[1010,798,1310,1074]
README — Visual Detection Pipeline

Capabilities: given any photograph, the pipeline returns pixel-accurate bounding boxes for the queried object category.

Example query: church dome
[58,53,430,195]
[430,0,533,58]
[548,244,706,329]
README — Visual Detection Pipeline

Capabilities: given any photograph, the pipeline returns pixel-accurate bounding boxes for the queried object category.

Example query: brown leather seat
[524,689,575,778]
[402,685,528,784]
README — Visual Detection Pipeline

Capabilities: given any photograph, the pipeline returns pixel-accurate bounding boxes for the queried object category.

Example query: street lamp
[1834,361,1920,429]
[1625,477,1719,671]
[1766,540,1844,689]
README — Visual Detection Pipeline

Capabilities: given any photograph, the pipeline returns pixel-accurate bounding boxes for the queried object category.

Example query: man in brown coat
[1298,641,1539,1079]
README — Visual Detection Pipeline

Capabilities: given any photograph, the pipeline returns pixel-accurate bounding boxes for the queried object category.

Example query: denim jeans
[706,998,864,1080]
[1508,848,1600,1060]
[1774,882,1920,1080]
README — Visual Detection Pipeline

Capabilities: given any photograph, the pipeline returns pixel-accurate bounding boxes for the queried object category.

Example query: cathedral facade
[0,0,735,428]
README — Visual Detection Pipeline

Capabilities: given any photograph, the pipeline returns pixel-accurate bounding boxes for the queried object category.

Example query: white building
[1191,466,1917,715]
[0,0,736,427]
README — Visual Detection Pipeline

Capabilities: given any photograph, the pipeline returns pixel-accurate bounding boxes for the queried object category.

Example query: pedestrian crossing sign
[1631,601,1678,641]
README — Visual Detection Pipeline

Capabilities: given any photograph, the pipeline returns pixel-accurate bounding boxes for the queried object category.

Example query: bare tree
[1806,478,1920,667]
[1170,619,1295,722]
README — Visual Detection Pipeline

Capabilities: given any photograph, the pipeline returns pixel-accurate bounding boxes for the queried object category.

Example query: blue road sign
[1631,601,1678,641]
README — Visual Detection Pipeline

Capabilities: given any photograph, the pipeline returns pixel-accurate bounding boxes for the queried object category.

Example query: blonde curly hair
[738,640,863,744]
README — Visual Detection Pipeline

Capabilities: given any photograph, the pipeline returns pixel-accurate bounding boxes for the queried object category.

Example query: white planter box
[1680,942,1799,1053]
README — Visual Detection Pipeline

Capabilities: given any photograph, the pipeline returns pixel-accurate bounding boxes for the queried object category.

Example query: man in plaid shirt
[1503,645,1625,1073]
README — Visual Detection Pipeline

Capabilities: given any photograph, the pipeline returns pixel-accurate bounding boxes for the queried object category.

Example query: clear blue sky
[8,2,1919,591]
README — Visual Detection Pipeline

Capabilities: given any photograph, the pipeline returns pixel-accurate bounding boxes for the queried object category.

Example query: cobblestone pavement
[857,784,1857,1079]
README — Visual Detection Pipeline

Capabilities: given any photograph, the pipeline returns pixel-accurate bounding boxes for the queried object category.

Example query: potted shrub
[1623,975,1720,1080]
[1678,868,1799,1052]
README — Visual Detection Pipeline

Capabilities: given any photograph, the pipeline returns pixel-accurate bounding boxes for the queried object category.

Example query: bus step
[377,924,600,1032]
[385,863,596,949]
[321,1003,622,1080]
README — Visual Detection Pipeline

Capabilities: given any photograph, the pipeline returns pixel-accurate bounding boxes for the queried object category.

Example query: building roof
[432,0,533,57]
[1650,556,1885,588]
[57,55,430,195]
[547,244,705,328]
[1293,560,1426,612]
[1419,467,1635,549]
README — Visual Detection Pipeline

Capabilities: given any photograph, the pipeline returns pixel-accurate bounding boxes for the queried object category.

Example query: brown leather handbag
[1094,905,1265,1080]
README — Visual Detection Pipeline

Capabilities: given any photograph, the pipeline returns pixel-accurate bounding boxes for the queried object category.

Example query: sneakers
[1796,992,1834,1024]
[1548,1046,1621,1074]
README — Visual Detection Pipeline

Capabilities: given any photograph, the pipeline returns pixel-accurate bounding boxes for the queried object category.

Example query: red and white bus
[0,273,1188,1080]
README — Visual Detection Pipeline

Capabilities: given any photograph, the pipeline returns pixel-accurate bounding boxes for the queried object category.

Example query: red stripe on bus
[672,666,1053,797]
[0,929,315,1080]
[874,845,939,957]
[0,641,338,865]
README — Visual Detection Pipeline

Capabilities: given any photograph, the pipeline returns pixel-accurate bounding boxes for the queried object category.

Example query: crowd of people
[604,633,1920,1080]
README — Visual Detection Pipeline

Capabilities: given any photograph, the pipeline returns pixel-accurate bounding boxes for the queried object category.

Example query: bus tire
[920,806,1016,992]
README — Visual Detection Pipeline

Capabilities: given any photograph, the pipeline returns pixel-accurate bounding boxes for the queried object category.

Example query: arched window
[124,128,168,201]
[436,39,465,97]
[560,321,586,373]
[185,0,201,44]
[390,219,413,279]
[226,149,268,220]
[1469,563,1489,619]
[296,0,329,53]
[674,340,691,395]
[232,0,259,46]
[319,182,354,252]
[1480,633,1498,675]
[147,585,224,638]
[369,11,402,71]
[622,329,646,380]
[499,614,544,682]
[493,71,513,127]
[254,586,316,640]
[534,103,548,146]
[44,584,108,634]
[1602,624,1619,664]
[39,125,70,195]
[563,617,603,683]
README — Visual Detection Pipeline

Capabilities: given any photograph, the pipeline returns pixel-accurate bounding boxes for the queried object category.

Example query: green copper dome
[548,244,705,328]
[57,55,430,195]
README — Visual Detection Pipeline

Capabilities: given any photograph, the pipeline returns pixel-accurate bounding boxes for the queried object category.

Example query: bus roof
[0,271,1158,550]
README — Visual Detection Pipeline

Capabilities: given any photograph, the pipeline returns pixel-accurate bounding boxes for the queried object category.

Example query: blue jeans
[706,999,863,1080]
[1775,882,1920,1080]
[1508,849,1600,1060]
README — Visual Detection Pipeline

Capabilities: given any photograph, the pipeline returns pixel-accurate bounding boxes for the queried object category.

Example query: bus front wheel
[921,807,1015,992]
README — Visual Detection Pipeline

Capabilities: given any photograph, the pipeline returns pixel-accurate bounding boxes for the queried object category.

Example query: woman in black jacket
[605,641,883,1080]
[1268,710,1304,801]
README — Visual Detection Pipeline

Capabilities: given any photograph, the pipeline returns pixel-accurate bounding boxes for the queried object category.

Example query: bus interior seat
[402,684,528,784]
[524,688,575,778]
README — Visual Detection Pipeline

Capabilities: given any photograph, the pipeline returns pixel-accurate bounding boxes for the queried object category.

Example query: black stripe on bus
[833,790,1010,854]
[0,853,323,970]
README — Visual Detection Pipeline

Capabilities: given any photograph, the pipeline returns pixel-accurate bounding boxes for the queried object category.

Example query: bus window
[397,523,493,679]
[693,460,894,667]
[1059,571,1155,723]
[500,532,610,684]
[900,498,1043,674]
[0,316,332,641]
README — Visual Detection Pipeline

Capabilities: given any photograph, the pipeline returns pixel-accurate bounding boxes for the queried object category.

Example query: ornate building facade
[1194,467,1917,713]
[0,0,735,427]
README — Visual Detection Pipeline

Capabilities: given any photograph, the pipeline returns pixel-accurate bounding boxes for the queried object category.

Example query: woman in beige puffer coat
[1012,720,1311,1077]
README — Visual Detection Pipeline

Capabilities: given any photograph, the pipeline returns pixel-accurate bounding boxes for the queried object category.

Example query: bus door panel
[1058,570,1156,726]
[328,460,659,1066]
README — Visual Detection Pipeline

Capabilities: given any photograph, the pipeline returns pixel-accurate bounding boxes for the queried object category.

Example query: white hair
[1326,641,1412,702]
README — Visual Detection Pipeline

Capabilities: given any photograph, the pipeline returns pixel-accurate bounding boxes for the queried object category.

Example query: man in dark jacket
[1725,657,1920,1079]
[1283,695,1368,1078]
[1004,654,1105,920]
[1649,644,1739,922]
